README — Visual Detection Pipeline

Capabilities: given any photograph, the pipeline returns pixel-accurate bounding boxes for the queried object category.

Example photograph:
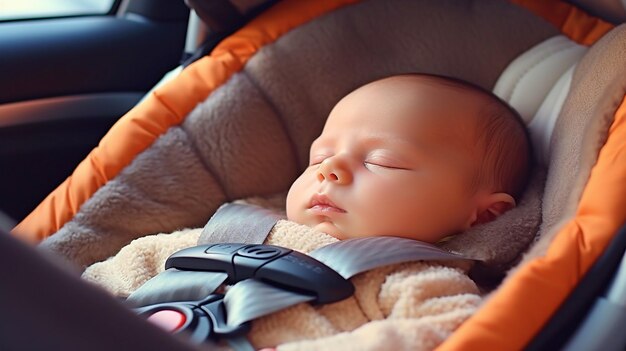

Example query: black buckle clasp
[166,243,354,304]
[135,294,250,344]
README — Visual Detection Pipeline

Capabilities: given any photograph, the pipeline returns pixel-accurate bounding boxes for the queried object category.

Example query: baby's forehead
[351,76,487,114]
[334,76,487,128]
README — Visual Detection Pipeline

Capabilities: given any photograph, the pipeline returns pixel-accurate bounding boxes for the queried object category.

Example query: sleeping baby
[83,73,531,350]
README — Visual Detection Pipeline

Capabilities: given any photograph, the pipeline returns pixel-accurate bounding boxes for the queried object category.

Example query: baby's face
[286,76,487,243]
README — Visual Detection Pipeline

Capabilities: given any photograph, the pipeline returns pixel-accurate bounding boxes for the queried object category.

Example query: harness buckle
[136,294,250,344]
[167,243,354,304]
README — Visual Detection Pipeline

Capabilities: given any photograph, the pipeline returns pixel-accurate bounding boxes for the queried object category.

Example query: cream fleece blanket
[83,220,481,350]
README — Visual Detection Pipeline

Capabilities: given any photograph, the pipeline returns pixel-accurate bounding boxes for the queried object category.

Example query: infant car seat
[6,0,626,350]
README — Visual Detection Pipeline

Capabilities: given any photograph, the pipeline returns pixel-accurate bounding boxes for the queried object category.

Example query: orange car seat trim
[511,0,614,45]
[437,95,626,350]
[12,0,361,243]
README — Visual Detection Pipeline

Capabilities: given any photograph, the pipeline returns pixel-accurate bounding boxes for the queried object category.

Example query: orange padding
[12,0,360,243]
[511,0,614,45]
[438,95,626,350]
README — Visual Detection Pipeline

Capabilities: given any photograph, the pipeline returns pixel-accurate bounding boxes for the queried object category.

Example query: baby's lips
[309,193,344,211]
[310,204,346,214]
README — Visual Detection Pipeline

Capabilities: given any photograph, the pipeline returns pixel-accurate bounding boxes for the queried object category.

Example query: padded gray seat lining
[41,0,558,269]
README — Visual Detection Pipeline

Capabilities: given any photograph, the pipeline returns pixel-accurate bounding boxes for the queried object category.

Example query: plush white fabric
[83,219,480,351]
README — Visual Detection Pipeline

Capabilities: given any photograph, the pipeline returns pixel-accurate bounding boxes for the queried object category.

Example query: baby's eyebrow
[309,134,426,157]
[360,135,424,153]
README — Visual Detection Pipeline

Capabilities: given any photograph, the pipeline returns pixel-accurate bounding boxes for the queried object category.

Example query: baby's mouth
[309,194,346,213]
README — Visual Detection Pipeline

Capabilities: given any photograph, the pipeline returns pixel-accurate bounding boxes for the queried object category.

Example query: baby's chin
[313,222,348,240]
[287,213,349,240]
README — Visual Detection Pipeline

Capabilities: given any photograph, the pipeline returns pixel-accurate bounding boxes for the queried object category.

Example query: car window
[0,0,116,21]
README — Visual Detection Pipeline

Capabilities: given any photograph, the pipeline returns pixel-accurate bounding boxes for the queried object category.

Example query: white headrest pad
[493,35,588,166]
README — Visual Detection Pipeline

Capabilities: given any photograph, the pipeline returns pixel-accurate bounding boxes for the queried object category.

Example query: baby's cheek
[285,182,302,222]
[381,189,445,238]
[286,174,313,223]
[353,187,405,233]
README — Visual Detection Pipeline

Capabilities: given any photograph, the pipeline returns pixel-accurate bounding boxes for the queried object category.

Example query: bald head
[288,73,532,241]
[354,74,532,200]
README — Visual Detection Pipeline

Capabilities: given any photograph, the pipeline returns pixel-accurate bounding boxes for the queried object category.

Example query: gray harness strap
[310,236,467,278]
[223,236,473,327]
[128,203,283,306]
[225,279,316,327]
[198,202,285,245]
[130,203,476,349]
[127,269,228,307]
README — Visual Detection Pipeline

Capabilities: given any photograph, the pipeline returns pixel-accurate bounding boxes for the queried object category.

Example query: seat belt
[199,202,285,245]
[128,203,284,307]
[221,236,470,327]
[128,203,475,349]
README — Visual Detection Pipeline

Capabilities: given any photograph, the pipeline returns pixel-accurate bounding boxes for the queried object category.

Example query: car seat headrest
[568,0,626,24]
[494,35,588,166]
[230,0,272,14]
[185,0,273,32]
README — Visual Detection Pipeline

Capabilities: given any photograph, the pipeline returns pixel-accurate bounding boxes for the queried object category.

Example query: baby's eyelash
[364,161,411,171]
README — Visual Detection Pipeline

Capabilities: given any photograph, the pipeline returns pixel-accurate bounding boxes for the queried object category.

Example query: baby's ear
[472,192,516,226]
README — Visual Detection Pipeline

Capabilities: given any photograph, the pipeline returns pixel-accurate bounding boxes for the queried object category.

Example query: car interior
[0,0,190,223]
[2,0,626,350]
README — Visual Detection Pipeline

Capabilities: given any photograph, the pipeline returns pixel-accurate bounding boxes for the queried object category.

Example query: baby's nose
[317,157,353,185]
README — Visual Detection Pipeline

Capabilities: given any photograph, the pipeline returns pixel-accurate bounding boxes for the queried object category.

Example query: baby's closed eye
[364,154,412,171]
[364,162,408,171]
